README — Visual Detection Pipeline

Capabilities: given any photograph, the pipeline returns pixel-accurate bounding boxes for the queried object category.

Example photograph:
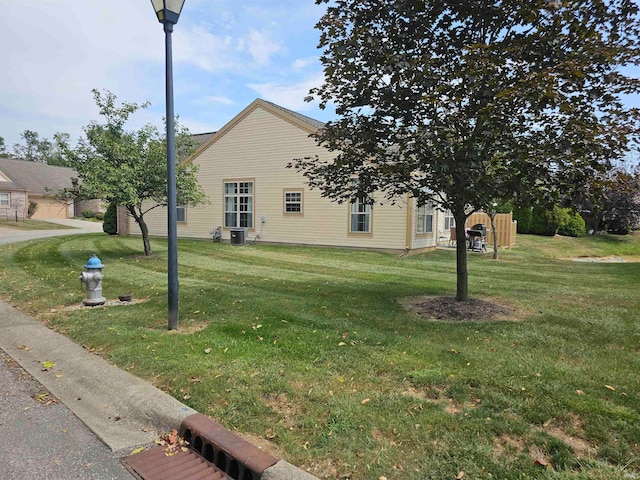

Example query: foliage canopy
[293,0,640,300]
[63,90,207,255]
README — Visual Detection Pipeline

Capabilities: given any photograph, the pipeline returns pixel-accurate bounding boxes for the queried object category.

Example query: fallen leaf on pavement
[41,360,55,371]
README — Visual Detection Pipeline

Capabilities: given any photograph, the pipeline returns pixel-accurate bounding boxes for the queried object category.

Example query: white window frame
[284,190,303,214]
[0,192,9,207]
[444,210,455,230]
[416,203,434,234]
[224,180,254,229]
[349,197,371,233]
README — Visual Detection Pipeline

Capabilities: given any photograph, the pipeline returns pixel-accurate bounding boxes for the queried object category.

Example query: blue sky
[1,0,638,157]
[0,0,334,147]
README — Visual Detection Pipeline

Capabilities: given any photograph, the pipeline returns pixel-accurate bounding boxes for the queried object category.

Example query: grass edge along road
[0,233,638,480]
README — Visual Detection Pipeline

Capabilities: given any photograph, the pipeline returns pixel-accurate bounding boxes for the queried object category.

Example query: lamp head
[150,0,185,25]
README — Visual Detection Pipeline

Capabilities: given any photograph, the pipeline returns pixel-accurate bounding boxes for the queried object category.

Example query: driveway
[0,219,103,246]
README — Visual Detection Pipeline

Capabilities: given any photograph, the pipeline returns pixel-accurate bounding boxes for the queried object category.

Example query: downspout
[405,194,413,254]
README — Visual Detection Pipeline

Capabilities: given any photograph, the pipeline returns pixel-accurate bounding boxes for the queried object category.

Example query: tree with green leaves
[0,136,7,156]
[63,89,207,256]
[293,0,640,301]
[9,130,70,165]
[12,130,52,163]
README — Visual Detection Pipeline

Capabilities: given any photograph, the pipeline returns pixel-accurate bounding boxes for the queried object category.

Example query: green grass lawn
[0,233,639,479]
[0,218,75,230]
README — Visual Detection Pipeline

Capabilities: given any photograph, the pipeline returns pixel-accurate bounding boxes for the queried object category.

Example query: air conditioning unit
[230,228,246,246]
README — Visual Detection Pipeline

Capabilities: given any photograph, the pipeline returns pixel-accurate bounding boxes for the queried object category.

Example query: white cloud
[292,57,318,71]
[0,0,162,145]
[247,73,326,112]
[0,0,334,149]
[238,30,285,66]
[175,26,237,73]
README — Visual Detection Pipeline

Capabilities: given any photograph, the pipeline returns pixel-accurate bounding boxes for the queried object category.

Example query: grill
[467,223,487,252]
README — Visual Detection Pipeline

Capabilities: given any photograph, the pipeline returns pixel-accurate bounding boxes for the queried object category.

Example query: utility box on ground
[230,228,246,246]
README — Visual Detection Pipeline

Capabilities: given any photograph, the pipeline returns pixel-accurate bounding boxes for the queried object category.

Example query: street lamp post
[150,0,186,331]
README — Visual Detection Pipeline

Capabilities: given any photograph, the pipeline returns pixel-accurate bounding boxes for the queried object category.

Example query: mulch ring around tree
[400,295,526,322]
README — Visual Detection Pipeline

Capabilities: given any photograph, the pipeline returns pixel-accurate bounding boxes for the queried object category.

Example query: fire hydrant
[79,254,106,306]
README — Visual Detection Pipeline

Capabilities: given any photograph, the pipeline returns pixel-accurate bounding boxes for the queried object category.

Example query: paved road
[0,218,104,246]
[0,351,134,480]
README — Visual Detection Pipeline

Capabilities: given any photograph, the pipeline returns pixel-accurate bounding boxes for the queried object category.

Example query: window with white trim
[416,203,434,234]
[0,192,9,207]
[350,197,371,233]
[444,211,455,230]
[224,181,254,228]
[284,190,303,214]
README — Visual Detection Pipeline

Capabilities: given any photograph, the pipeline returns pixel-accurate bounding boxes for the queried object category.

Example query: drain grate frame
[180,413,279,480]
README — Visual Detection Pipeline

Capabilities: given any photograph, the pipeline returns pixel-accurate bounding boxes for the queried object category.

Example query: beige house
[0,157,75,220]
[140,99,514,253]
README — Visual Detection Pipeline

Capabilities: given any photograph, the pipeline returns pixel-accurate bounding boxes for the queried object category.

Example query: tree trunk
[128,206,152,256]
[139,219,152,257]
[454,211,469,301]
[489,212,499,260]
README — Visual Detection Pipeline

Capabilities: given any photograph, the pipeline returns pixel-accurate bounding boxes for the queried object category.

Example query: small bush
[557,210,586,237]
[81,209,97,219]
[27,201,38,218]
[531,206,559,236]
[94,212,104,221]
[514,206,533,234]
[103,202,117,235]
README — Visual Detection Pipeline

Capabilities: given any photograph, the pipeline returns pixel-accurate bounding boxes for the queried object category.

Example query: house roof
[187,99,326,164]
[191,131,216,147]
[0,157,76,195]
[261,100,326,130]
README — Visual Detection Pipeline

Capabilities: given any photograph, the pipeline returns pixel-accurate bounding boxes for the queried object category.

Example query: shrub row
[514,206,586,237]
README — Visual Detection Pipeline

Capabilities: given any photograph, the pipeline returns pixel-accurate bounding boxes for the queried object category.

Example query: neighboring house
[138,99,515,253]
[0,157,75,220]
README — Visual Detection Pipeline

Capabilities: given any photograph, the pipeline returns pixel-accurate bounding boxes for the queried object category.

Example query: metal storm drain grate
[123,414,279,480]
[180,413,279,480]
[122,445,233,480]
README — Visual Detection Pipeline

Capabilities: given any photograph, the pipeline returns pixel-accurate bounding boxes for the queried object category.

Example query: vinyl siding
[142,102,430,252]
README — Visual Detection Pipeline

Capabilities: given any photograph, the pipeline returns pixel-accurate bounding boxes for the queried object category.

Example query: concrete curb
[0,301,196,451]
[262,461,320,480]
[0,300,317,479]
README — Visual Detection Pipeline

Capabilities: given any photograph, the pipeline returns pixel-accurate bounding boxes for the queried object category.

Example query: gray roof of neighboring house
[261,100,326,130]
[0,157,76,195]
[191,131,216,147]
